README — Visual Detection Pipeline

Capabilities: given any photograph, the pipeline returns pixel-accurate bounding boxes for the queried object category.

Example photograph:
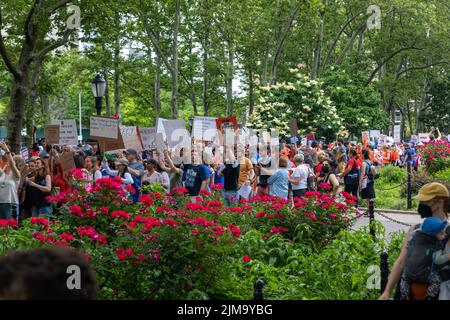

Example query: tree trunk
[7,73,30,152]
[226,39,234,116]
[104,71,111,116]
[202,37,209,116]
[114,42,120,117]
[171,0,181,119]
[262,48,269,86]
[248,68,255,115]
[312,1,326,79]
[154,54,161,113]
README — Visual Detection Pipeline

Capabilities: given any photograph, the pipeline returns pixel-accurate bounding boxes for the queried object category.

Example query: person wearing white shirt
[101,157,134,186]
[289,154,309,198]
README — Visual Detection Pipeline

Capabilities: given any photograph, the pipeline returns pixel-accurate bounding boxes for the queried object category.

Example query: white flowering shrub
[248,68,347,140]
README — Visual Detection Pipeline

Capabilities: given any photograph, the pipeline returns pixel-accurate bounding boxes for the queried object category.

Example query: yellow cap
[414,182,450,202]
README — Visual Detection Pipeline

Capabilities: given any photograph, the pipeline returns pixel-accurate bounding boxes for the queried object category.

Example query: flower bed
[419,140,450,175]
[0,176,363,299]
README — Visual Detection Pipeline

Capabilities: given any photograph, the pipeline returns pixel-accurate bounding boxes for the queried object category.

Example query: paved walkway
[352,211,422,238]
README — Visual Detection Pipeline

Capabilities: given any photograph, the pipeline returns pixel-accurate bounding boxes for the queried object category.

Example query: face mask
[418,203,433,218]
[322,167,330,173]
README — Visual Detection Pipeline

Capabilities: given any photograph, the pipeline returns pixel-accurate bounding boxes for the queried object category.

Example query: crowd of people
[1,127,441,220]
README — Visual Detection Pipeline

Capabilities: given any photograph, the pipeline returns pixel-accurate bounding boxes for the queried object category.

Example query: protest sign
[51,120,78,145]
[60,152,76,177]
[216,116,238,131]
[192,116,217,141]
[45,125,60,145]
[120,126,144,152]
[20,147,29,162]
[139,127,156,150]
[418,133,430,143]
[410,135,418,144]
[90,116,118,139]
[369,130,381,139]
[154,132,166,153]
[288,119,298,137]
[393,125,401,143]
[156,118,186,148]
[90,126,125,152]
[306,133,315,141]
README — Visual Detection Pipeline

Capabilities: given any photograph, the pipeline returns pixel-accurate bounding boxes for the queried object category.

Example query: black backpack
[404,230,439,283]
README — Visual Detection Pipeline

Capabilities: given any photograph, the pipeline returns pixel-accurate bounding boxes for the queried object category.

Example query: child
[400,216,448,300]
[434,226,450,300]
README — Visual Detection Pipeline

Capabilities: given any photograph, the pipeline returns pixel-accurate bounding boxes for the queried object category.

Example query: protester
[26,158,53,216]
[183,147,210,201]
[157,149,184,191]
[399,216,448,300]
[124,148,145,181]
[142,159,164,187]
[237,148,255,200]
[49,149,69,193]
[289,154,309,198]
[359,150,376,214]
[101,157,134,187]
[267,157,289,200]
[340,148,360,204]
[380,182,450,300]
[0,142,20,219]
[321,161,340,196]
[20,160,36,220]
[84,156,102,182]
[435,226,450,300]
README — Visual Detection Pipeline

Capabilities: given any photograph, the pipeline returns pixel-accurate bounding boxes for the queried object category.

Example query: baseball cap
[421,216,448,236]
[414,182,449,202]
[114,158,129,167]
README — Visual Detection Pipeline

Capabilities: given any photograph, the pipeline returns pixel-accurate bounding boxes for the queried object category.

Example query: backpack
[131,175,141,203]
[344,160,359,188]
[404,230,440,283]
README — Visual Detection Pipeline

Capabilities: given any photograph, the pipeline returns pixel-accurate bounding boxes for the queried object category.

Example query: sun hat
[114,158,129,167]
[421,216,448,236]
[414,182,450,202]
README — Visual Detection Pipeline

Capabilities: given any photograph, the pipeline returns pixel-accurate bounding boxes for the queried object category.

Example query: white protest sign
[393,125,401,143]
[418,133,430,143]
[139,127,156,150]
[410,135,418,144]
[370,130,381,139]
[90,116,118,139]
[51,120,78,145]
[157,118,186,148]
[155,132,166,153]
[192,116,217,141]
[120,126,144,152]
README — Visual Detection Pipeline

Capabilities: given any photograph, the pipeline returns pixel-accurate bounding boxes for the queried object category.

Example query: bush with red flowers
[0,175,359,299]
[419,140,450,175]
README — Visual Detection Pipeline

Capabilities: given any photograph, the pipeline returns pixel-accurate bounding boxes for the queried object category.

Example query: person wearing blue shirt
[267,157,289,200]
[183,148,210,201]
[403,144,415,169]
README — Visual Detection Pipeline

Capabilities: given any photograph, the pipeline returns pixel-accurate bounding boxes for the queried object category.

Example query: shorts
[0,203,18,219]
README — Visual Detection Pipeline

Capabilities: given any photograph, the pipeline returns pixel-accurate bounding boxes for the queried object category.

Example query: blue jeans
[32,206,53,217]
[0,203,18,219]
[223,190,238,208]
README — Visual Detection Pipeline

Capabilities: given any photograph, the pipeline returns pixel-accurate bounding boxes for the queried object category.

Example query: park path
[352,211,422,238]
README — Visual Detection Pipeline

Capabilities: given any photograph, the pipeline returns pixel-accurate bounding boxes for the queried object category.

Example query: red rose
[242,255,251,263]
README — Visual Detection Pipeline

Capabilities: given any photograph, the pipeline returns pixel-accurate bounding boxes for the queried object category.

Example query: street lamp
[91,75,106,115]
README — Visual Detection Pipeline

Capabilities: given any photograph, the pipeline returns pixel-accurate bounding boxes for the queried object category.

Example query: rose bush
[0,176,361,299]
[419,140,450,175]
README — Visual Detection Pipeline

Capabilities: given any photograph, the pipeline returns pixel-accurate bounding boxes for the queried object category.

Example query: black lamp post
[91,75,106,115]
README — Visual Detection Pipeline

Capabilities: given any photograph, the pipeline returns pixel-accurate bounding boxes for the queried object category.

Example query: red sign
[216,116,238,131]
[306,133,315,141]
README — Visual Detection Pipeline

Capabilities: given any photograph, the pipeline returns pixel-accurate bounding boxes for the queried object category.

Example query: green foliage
[433,167,450,183]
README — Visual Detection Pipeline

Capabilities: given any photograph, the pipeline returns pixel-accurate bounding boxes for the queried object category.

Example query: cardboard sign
[90,116,118,139]
[60,152,76,177]
[393,125,401,143]
[45,125,60,145]
[139,127,156,150]
[216,116,238,131]
[154,132,166,153]
[192,116,217,141]
[418,133,430,143]
[51,120,78,145]
[288,119,298,137]
[120,126,144,152]
[90,126,125,152]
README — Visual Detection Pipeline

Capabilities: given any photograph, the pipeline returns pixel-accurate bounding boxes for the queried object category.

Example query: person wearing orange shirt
[390,147,399,165]
[382,146,391,165]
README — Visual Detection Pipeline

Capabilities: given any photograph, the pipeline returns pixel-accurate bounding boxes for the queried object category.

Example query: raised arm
[1,143,20,179]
